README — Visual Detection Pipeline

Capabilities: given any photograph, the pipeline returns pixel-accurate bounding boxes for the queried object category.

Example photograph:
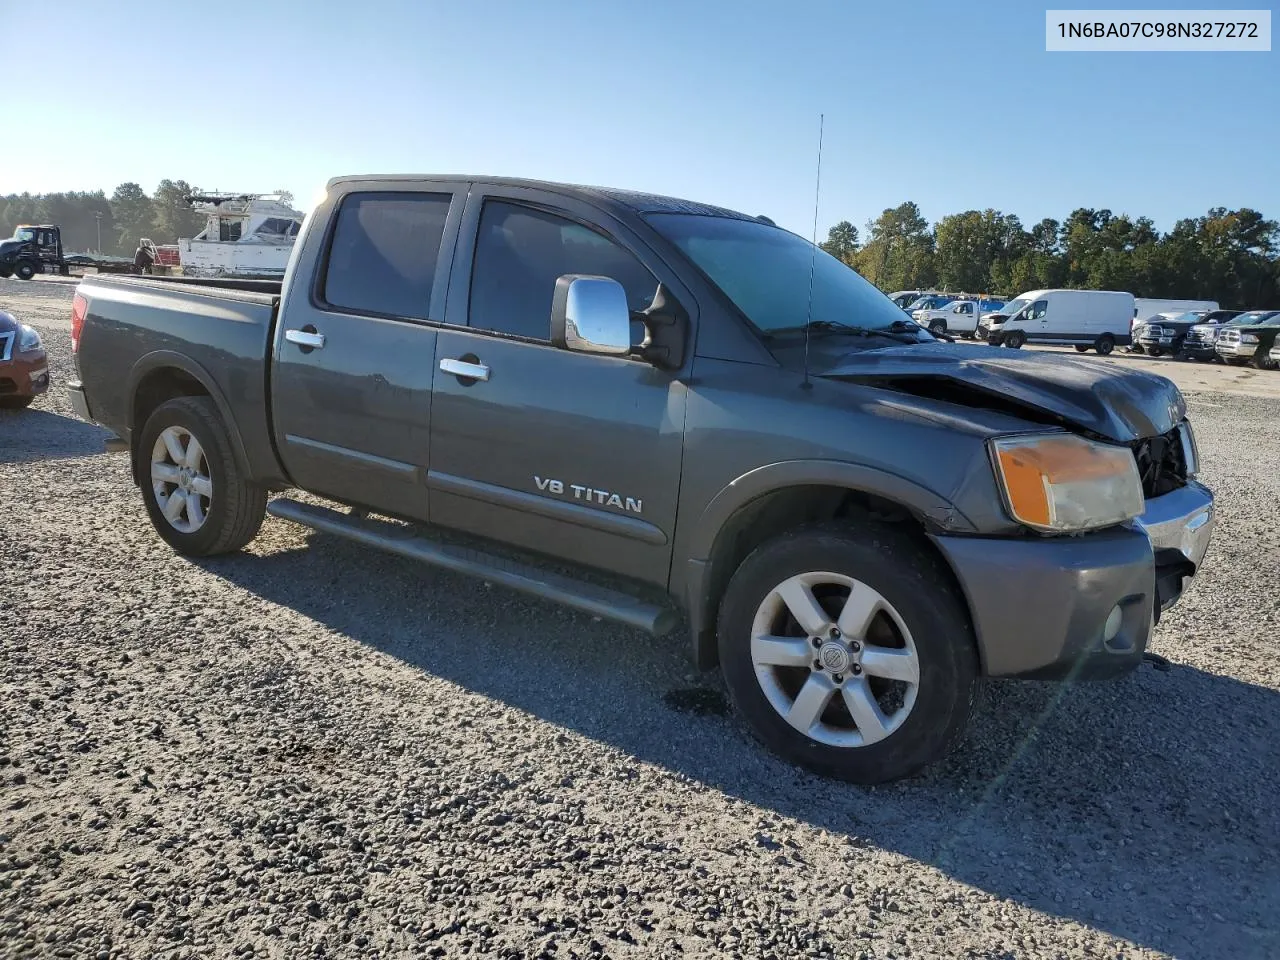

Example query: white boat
[178,193,304,279]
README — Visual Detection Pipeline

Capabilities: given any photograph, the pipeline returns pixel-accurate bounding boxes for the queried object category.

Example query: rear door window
[322,192,453,321]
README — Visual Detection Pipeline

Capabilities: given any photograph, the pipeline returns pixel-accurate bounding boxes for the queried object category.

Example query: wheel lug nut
[813,659,823,671]
[852,664,862,675]
[833,674,843,684]
[830,628,841,639]
[850,641,860,651]
[811,637,822,648]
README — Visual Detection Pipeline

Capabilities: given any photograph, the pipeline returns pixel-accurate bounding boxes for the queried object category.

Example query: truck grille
[1186,328,1211,342]
[1218,330,1241,344]
[1131,425,1188,499]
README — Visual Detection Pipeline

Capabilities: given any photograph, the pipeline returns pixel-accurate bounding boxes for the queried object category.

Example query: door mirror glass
[551,275,632,357]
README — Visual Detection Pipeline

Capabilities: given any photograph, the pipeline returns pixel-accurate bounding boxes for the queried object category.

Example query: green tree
[151,179,205,244]
[110,182,155,254]
[852,202,936,290]
[820,220,860,263]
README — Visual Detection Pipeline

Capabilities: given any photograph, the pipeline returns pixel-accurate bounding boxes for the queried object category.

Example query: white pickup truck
[913,297,1007,338]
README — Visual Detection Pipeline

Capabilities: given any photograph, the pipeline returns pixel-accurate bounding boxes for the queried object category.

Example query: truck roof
[325,174,764,223]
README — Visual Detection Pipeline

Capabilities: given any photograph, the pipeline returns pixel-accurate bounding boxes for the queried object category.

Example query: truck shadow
[0,409,111,464]
[200,531,1279,960]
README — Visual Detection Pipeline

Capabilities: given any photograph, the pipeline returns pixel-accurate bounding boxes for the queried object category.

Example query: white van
[979,289,1136,354]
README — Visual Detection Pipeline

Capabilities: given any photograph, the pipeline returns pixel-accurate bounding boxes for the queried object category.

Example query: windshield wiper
[764,318,926,343]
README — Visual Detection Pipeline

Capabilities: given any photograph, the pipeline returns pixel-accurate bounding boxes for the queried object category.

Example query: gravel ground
[2,277,1278,960]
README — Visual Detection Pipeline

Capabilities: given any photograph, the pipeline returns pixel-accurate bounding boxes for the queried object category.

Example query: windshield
[998,298,1030,317]
[647,213,915,335]
[1236,311,1278,325]
[1166,311,1203,323]
[13,227,34,242]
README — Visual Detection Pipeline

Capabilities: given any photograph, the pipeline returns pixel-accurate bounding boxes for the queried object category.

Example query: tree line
[821,203,1280,310]
[0,183,294,258]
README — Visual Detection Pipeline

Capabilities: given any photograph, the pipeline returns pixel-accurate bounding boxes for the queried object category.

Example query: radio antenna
[802,113,825,390]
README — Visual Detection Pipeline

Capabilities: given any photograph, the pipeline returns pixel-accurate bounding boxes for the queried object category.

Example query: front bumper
[1215,341,1256,358]
[0,350,50,399]
[932,480,1214,681]
[1181,340,1218,358]
[1136,335,1176,351]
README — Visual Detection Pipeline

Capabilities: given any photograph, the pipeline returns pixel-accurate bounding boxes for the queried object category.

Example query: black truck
[0,224,143,280]
[66,175,1216,783]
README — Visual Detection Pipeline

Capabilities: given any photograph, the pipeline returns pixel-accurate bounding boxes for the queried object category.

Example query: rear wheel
[1004,331,1026,349]
[14,261,36,281]
[136,396,267,556]
[717,524,980,783]
[1096,335,1115,355]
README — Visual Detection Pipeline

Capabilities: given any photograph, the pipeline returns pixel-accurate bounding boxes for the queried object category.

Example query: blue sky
[1,1,1275,237]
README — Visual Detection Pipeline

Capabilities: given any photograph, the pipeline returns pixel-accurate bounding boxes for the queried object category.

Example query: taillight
[70,293,87,353]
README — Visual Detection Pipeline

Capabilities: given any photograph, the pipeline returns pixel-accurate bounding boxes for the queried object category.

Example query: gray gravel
[2,276,1278,960]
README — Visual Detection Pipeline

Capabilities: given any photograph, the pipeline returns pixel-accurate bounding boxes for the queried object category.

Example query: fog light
[1103,605,1123,643]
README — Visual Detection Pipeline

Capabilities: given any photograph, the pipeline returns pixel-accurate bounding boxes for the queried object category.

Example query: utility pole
[94,212,103,253]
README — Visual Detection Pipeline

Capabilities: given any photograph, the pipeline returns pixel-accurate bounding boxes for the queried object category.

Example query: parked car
[1181,311,1248,362]
[67,174,1216,784]
[913,297,1006,338]
[888,290,928,310]
[0,309,49,408]
[1134,309,1242,358]
[1214,311,1280,367]
[1128,298,1220,352]
[901,293,956,314]
[979,289,1135,354]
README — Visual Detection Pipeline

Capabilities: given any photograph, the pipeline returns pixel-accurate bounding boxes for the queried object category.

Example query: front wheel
[1251,348,1277,370]
[14,261,36,281]
[1004,331,1026,349]
[1096,335,1115,355]
[136,396,267,556]
[928,320,946,337]
[0,266,12,279]
[717,524,980,783]
[1074,345,1090,353]
[1148,347,1163,357]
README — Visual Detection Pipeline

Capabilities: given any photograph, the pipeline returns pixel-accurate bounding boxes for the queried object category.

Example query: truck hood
[822,343,1185,442]
[0,239,22,257]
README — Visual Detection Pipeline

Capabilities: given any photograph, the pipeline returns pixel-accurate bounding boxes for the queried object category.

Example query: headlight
[1241,334,1258,344]
[990,433,1144,533]
[17,324,42,353]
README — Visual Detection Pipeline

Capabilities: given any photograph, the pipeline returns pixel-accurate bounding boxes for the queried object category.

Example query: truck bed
[74,273,285,486]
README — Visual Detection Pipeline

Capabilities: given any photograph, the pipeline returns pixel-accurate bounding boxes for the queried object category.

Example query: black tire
[1226,357,1247,367]
[1073,345,1090,353]
[136,396,266,556]
[14,261,36,281]
[928,320,946,337]
[1251,348,1277,371]
[1004,331,1026,349]
[0,266,12,279]
[1096,335,1115,355]
[1129,344,1145,355]
[0,395,35,409]
[1148,347,1163,357]
[717,523,981,784]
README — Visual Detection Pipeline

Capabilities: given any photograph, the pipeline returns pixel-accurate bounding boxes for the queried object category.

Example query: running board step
[266,498,678,636]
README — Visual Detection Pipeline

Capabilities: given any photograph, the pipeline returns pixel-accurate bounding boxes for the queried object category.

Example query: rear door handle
[285,329,326,349]
[440,357,490,381]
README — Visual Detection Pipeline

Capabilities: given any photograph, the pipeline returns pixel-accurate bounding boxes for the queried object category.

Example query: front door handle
[285,328,326,349]
[440,357,490,381]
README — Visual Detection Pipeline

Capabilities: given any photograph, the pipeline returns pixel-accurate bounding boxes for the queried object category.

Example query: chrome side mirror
[551,275,632,357]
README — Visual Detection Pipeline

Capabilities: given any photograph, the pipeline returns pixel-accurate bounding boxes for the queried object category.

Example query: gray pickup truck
[67,175,1215,783]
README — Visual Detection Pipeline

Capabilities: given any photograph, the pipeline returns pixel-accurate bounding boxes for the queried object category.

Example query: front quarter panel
[673,357,1029,584]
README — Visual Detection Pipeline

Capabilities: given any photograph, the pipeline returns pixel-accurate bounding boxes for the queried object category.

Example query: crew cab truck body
[67,175,1216,783]
[913,297,1006,338]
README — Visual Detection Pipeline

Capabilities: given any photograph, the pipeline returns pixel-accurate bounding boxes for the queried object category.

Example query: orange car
[0,309,49,409]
